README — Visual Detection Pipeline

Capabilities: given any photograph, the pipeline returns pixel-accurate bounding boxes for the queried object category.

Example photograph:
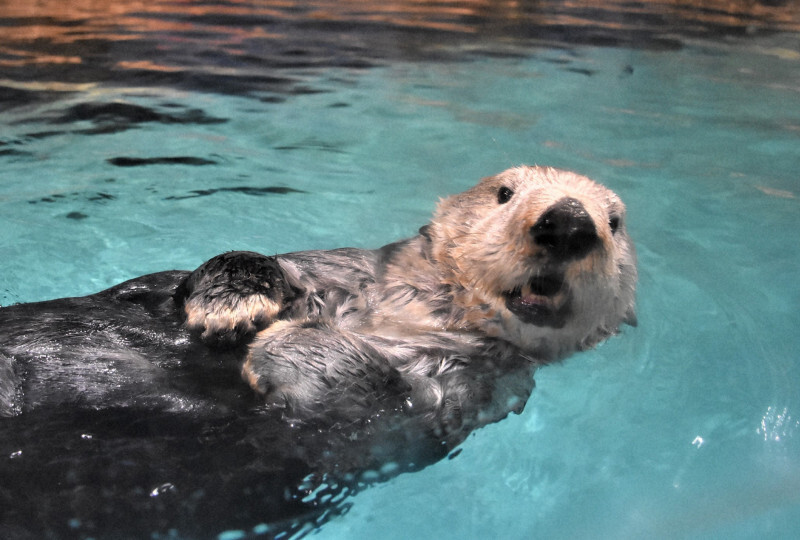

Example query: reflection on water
[1,0,799,101]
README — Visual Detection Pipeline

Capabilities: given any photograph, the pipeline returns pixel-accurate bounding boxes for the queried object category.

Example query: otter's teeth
[518,284,567,310]
[518,285,553,307]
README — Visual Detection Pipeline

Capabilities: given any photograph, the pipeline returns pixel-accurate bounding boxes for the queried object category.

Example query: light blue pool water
[1,1,799,538]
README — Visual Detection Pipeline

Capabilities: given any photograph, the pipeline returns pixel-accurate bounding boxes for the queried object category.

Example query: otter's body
[0,166,637,538]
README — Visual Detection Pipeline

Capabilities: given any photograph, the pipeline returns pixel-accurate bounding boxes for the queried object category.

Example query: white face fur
[429,166,637,360]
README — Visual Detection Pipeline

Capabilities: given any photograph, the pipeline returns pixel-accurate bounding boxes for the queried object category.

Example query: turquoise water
[2,1,800,538]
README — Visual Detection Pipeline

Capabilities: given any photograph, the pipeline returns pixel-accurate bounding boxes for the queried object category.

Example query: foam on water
[1,2,799,538]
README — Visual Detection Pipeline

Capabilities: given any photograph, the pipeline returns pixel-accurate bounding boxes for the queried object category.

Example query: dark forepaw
[178,251,295,347]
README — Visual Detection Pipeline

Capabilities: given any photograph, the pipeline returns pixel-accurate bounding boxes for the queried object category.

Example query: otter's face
[430,166,637,359]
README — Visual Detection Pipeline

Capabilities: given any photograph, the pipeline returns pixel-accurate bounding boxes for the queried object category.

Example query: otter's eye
[497,186,514,204]
[609,215,620,234]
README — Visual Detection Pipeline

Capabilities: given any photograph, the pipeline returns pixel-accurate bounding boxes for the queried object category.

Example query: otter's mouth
[504,274,570,328]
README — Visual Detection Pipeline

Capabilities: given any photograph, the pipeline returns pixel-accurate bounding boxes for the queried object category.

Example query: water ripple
[1,0,798,104]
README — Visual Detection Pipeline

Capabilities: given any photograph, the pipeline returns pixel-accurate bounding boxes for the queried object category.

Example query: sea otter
[0,166,636,539]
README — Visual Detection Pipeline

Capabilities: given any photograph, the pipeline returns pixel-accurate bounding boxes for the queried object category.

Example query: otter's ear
[623,307,638,327]
[419,225,431,239]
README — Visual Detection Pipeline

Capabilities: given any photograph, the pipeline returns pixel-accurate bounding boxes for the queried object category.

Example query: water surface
[1,1,799,538]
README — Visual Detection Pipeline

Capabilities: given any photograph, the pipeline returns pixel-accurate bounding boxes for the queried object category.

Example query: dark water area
[1,0,799,105]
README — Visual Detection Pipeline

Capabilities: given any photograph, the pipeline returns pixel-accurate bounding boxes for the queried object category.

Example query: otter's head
[428,166,637,360]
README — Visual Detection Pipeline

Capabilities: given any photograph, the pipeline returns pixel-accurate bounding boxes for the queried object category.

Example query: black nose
[531,197,598,260]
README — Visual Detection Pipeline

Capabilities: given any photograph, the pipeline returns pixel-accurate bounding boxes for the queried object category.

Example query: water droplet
[217,530,246,540]
[149,482,176,497]
[252,523,270,535]
[758,405,796,443]
[360,469,380,482]
[380,461,399,476]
